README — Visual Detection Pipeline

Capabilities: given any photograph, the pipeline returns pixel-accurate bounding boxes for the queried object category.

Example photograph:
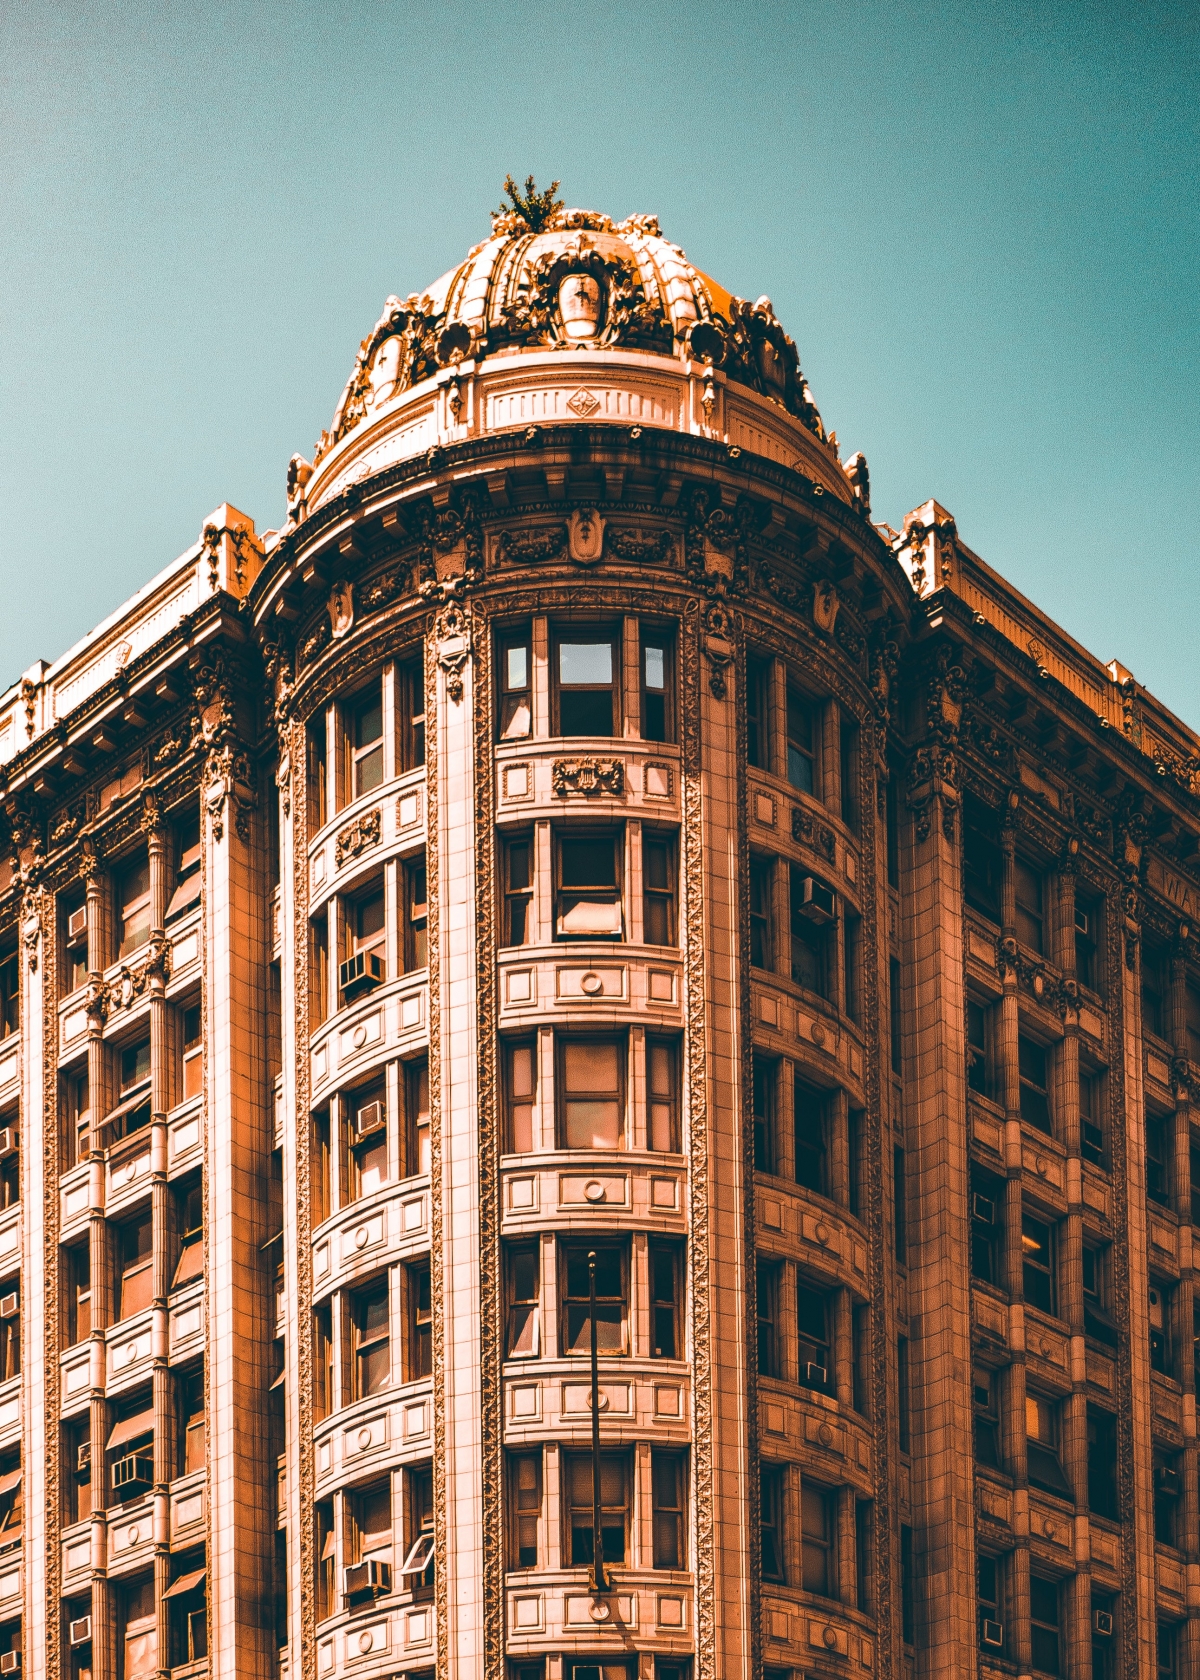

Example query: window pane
[561,840,617,889]
[506,647,528,690]
[559,643,612,685]
[564,1042,619,1093]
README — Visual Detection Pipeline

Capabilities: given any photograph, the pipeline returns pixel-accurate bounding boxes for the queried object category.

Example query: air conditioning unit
[67,908,88,945]
[804,1361,828,1388]
[1074,907,1090,936]
[354,1101,386,1139]
[0,1132,16,1162]
[0,1295,17,1321]
[980,1618,1004,1649]
[111,1452,154,1493]
[343,1559,392,1602]
[1155,1465,1181,1497]
[793,876,837,924]
[1093,1610,1114,1637]
[0,1651,20,1674]
[77,1443,91,1473]
[67,1617,92,1648]
[338,952,385,1002]
[972,1194,995,1225]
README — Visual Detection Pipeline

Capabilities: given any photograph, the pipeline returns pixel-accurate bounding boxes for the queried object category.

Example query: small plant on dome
[492,173,563,236]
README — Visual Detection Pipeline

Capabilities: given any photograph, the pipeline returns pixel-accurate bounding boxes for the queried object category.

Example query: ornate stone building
[0,181,1198,1680]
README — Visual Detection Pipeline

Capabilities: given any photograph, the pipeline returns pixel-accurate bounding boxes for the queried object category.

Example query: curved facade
[0,188,1199,1680]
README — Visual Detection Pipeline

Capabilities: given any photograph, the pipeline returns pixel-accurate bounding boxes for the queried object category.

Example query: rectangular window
[503,835,533,946]
[971,1166,1004,1286]
[797,1282,832,1393]
[555,631,618,738]
[312,1109,332,1224]
[1030,1575,1062,1677]
[889,957,902,1077]
[311,916,329,1030]
[641,630,674,743]
[117,855,152,958]
[406,1060,430,1178]
[967,1000,990,1097]
[1014,857,1044,953]
[649,1241,682,1359]
[559,1039,624,1150]
[757,1259,780,1378]
[0,950,15,1043]
[498,633,532,740]
[65,1069,90,1166]
[885,773,900,888]
[1187,982,1200,1066]
[561,1243,626,1356]
[0,1287,18,1382]
[344,883,386,987]
[1018,1036,1052,1133]
[642,831,677,947]
[508,1449,542,1569]
[314,1304,333,1420]
[351,1482,393,1568]
[352,1284,390,1397]
[182,1005,202,1101]
[117,1216,153,1320]
[1142,938,1168,1039]
[565,1450,628,1566]
[801,1483,836,1597]
[786,689,818,794]
[855,1499,872,1614]
[403,856,427,973]
[347,1083,388,1202]
[789,866,828,996]
[962,796,1002,922]
[1083,1243,1118,1347]
[1087,1406,1119,1520]
[843,912,861,1021]
[401,1466,435,1591]
[760,1462,785,1582]
[646,1039,679,1153]
[1075,896,1100,990]
[651,1450,686,1568]
[177,1368,206,1476]
[396,655,426,771]
[1026,1391,1072,1497]
[893,1147,907,1264]
[315,1502,335,1619]
[308,721,328,832]
[67,1243,91,1345]
[839,710,858,832]
[977,1554,1005,1654]
[505,1041,537,1154]
[973,1367,1000,1468]
[557,831,623,939]
[1080,1069,1105,1166]
[746,656,771,771]
[64,893,88,991]
[408,1264,431,1380]
[794,1081,827,1195]
[1146,1113,1172,1208]
[1154,1449,1180,1546]
[900,1525,914,1644]
[1021,1213,1057,1316]
[752,1056,776,1174]
[749,857,773,971]
[1157,1621,1178,1680]
[1150,1280,1173,1376]
[506,1243,540,1358]
[348,683,384,801]
[1091,1590,1116,1680]
[897,1337,910,1454]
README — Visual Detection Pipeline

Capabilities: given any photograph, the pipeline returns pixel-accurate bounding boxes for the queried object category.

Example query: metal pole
[588,1250,607,1593]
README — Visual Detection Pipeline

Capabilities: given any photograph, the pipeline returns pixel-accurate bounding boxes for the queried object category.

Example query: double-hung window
[786,689,818,794]
[348,684,384,801]
[649,1241,682,1359]
[508,1450,542,1568]
[396,656,426,770]
[1018,1036,1053,1133]
[562,1243,626,1356]
[117,855,152,958]
[408,1264,431,1379]
[403,857,428,972]
[1014,857,1045,954]
[640,630,674,742]
[800,1483,836,1597]
[505,1041,537,1153]
[651,1451,686,1568]
[1021,1213,1057,1315]
[565,1450,628,1566]
[559,1039,624,1150]
[353,1285,390,1398]
[749,858,773,971]
[505,1244,540,1358]
[1026,1392,1071,1497]
[797,1283,832,1392]
[118,1215,153,1320]
[793,1082,828,1195]
[498,634,532,740]
[646,1039,679,1153]
[405,1060,430,1178]
[503,835,534,945]
[642,831,677,946]
[556,832,623,939]
[555,631,619,737]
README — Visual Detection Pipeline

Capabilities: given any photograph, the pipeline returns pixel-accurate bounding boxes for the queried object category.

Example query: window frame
[505,1242,541,1360]
[557,1036,626,1152]
[641,829,678,948]
[639,626,676,744]
[560,1240,628,1358]
[502,833,534,947]
[351,1281,391,1399]
[555,829,624,942]
[651,1448,686,1569]
[344,679,385,805]
[497,629,533,741]
[563,1448,630,1568]
[552,625,621,739]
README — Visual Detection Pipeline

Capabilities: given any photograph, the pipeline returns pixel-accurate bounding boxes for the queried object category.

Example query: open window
[508,1448,543,1569]
[561,1242,627,1356]
[398,1466,435,1591]
[556,830,623,939]
[642,831,677,946]
[396,655,426,771]
[176,1366,206,1476]
[505,1242,540,1358]
[497,631,532,740]
[117,1214,153,1320]
[165,1552,208,1665]
[347,1081,388,1201]
[171,1178,203,1289]
[640,627,675,743]
[107,1402,154,1499]
[166,814,202,923]
[345,680,384,803]
[116,853,152,958]
[564,1449,629,1566]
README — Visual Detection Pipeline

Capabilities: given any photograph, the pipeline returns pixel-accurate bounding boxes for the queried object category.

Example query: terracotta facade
[0,191,1198,1680]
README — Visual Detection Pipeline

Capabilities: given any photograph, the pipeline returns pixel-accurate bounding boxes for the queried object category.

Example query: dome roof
[290,186,851,522]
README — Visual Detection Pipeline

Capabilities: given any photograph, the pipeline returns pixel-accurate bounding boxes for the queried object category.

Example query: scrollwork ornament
[702,602,736,698]
[203,745,255,844]
[498,524,567,567]
[434,603,472,703]
[21,893,40,971]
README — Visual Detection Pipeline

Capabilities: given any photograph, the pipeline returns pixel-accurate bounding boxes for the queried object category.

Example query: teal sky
[2,1,1196,725]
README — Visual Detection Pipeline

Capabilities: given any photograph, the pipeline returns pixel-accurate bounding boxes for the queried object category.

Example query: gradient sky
[2,1,1196,724]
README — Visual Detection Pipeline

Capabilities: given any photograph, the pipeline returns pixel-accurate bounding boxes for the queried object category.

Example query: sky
[1,0,1197,725]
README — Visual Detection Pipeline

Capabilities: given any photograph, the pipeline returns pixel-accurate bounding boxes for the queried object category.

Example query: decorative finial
[492,173,563,235]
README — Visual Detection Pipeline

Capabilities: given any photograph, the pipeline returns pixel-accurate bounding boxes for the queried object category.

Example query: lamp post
[588,1250,608,1594]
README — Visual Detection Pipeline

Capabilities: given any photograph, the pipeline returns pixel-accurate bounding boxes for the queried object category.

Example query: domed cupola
[289,177,847,525]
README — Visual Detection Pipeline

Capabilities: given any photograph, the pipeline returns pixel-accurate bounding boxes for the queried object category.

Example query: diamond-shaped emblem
[567,389,601,418]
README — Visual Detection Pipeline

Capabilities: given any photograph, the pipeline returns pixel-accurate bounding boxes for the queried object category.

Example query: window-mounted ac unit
[343,1559,391,1601]
[67,908,88,945]
[972,1194,995,1225]
[0,1132,16,1163]
[67,1617,91,1648]
[77,1443,91,1473]
[0,1652,21,1674]
[804,1361,828,1388]
[339,952,384,1002]
[980,1618,1004,1648]
[793,877,836,924]
[1155,1465,1181,1497]
[354,1101,386,1139]
[1093,1610,1114,1637]
[111,1452,153,1493]
[0,1296,17,1321]
[1074,907,1090,935]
